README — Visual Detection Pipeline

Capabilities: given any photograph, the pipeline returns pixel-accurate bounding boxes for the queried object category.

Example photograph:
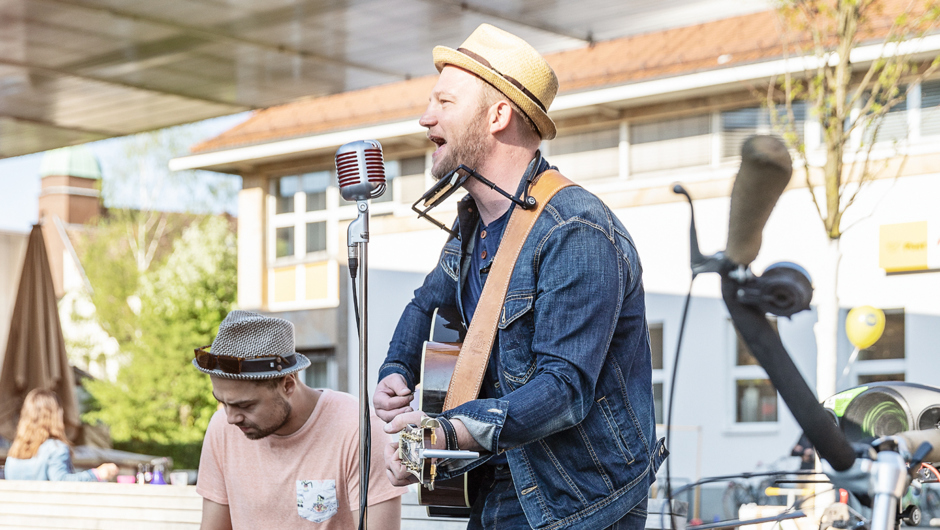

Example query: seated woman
[4,389,118,482]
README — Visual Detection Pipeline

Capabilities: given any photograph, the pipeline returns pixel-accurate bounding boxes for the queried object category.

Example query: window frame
[649,321,665,425]
[726,319,780,431]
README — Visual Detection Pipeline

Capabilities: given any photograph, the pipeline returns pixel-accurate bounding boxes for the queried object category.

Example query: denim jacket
[380,164,665,530]
[3,439,98,482]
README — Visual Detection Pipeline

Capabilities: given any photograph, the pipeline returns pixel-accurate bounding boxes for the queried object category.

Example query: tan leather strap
[443,170,576,411]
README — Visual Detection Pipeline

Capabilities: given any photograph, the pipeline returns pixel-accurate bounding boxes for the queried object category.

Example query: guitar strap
[442,169,576,411]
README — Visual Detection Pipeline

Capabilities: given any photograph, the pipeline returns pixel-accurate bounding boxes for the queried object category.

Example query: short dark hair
[252,375,288,389]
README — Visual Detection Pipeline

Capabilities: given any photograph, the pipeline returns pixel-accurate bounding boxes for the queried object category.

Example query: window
[731,320,778,423]
[864,87,908,145]
[397,156,428,205]
[858,310,904,361]
[630,114,711,174]
[272,174,332,259]
[650,323,664,424]
[267,154,425,309]
[858,373,905,384]
[721,102,806,159]
[548,126,620,181]
[920,80,940,137]
[306,221,326,254]
[300,349,335,390]
[342,155,426,206]
[736,379,778,423]
[303,172,330,212]
[269,173,337,307]
[276,226,294,258]
[853,309,905,384]
[275,176,297,214]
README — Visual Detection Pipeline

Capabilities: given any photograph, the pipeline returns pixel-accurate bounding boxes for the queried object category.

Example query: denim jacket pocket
[498,292,533,330]
[596,396,637,464]
[498,293,536,391]
[439,247,461,281]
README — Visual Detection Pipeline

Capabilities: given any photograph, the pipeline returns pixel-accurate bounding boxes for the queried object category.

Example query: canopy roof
[0,0,773,159]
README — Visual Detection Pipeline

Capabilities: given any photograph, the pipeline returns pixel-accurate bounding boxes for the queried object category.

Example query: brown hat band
[457,47,547,112]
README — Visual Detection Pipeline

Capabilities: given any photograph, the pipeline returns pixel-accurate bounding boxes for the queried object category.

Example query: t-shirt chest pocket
[296,479,338,523]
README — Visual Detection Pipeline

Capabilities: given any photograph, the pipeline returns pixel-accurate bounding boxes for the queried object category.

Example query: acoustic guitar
[398,308,482,518]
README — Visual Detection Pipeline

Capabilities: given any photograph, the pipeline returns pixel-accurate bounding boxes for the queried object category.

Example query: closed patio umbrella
[0,224,80,442]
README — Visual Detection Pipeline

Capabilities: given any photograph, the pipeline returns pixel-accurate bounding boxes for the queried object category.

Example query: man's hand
[384,410,434,487]
[385,438,420,487]
[94,463,119,481]
[382,410,432,437]
[373,374,413,423]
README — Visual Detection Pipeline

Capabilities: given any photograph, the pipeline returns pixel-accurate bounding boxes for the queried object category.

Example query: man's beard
[431,110,490,180]
[240,397,292,440]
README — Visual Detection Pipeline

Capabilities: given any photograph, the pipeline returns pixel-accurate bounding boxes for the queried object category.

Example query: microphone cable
[663,277,695,530]
[348,262,370,530]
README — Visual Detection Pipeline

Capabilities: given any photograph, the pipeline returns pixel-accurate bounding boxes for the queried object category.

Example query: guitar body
[416,341,480,516]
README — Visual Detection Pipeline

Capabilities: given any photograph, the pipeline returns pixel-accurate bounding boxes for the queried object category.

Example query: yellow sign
[879,221,929,272]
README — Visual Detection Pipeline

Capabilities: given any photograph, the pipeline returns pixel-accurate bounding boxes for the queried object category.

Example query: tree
[82,215,236,444]
[99,124,239,274]
[767,0,940,400]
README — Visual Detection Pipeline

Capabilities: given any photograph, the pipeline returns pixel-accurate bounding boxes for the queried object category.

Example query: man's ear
[281,374,297,398]
[488,100,513,134]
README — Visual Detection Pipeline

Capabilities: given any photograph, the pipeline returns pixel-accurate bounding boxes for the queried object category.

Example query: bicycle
[899,464,940,526]
[722,476,775,520]
[721,457,797,520]
[662,136,940,530]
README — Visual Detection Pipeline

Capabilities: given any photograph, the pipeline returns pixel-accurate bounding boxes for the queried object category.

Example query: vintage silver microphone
[336,139,386,201]
[335,140,385,530]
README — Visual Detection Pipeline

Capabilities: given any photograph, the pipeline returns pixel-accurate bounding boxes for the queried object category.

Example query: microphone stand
[348,199,370,528]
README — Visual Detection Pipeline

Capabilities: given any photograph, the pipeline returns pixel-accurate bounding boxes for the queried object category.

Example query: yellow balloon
[845,306,886,350]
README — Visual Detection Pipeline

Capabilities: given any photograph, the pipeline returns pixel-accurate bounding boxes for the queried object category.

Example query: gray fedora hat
[193,310,311,380]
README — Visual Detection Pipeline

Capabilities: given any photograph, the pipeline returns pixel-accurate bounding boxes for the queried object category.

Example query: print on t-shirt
[297,479,338,523]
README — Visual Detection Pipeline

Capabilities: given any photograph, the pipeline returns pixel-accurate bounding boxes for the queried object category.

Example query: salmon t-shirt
[197,388,406,528]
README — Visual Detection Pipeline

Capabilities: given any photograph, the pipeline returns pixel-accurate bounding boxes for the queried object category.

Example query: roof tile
[193,1,913,154]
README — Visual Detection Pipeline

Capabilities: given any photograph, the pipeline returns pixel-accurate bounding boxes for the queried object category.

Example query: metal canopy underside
[0,0,770,159]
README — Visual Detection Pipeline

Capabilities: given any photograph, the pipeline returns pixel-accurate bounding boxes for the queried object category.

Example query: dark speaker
[823,382,940,444]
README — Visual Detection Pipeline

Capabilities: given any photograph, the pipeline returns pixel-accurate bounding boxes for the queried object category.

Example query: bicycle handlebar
[894,429,940,462]
[722,276,858,471]
[725,136,793,267]
[720,135,857,471]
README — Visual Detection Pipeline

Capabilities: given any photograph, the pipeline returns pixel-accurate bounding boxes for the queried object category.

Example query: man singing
[375,24,665,530]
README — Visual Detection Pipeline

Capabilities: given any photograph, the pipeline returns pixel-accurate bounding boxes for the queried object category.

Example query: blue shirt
[3,439,98,482]
[461,209,511,465]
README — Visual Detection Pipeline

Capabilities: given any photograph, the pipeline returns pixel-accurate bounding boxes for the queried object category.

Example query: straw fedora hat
[433,24,559,140]
[193,310,310,380]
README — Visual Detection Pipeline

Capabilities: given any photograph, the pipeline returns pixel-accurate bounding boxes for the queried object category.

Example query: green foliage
[112,440,204,470]
[78,216,142,346]
[82,215,236,444]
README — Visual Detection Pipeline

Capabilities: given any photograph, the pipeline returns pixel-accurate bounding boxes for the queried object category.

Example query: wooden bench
[0,481,467,529]
[0,480,202,529]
